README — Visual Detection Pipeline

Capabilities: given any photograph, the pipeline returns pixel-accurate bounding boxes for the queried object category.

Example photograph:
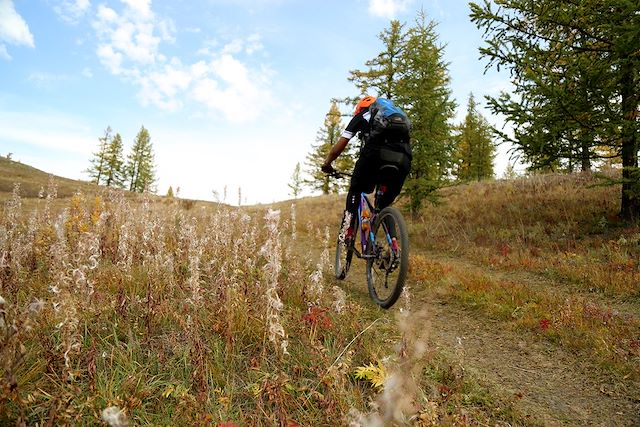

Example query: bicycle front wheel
[335,218,356,280]
[366,206,409,308]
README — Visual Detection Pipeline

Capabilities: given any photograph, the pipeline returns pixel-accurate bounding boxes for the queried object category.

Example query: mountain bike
[329,170,409,309]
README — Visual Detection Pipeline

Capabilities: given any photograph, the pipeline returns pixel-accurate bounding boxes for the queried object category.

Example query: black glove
[321,163,335,174]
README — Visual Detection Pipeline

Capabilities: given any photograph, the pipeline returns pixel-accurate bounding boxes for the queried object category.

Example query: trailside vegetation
[1,168,638,425]
[453,93,497,182]
[470,0,640,221]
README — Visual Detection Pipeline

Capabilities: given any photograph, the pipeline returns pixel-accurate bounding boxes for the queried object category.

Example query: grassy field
[1,156,638,425]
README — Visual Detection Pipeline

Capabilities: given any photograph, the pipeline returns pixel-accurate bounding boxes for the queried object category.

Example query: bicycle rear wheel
[366,206,409,308]
[335,217,357,280]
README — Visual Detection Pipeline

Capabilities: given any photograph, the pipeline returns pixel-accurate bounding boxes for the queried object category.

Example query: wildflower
[0,295,6,331]
[101,406,129,427]
[261,209,288,355]
[290,203,297,240]
[332,286,346,314]
[539,318,551,331]
[28,299,45,313]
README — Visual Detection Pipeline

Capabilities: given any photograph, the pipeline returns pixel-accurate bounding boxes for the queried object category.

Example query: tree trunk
[580,134,591,172]
[619,60,639,222]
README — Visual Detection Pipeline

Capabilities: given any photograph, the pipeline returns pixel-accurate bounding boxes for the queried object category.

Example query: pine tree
[397,12,456,214]
[305,102,355,194]
[503,162,518,180]
[103,132,126,188]
[86,127,112,185]
[348,13,456,214]
[349,20,406,99]
[454,94,496,182]
[470,0,640,221]
[125,126,157,193]
[288,162,303,199]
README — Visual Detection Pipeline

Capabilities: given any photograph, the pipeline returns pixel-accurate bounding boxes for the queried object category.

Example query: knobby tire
[366,206,409,309]
[335,218,356,280]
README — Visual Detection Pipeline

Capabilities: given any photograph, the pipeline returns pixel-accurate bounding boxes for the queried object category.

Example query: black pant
[345,143,411,216]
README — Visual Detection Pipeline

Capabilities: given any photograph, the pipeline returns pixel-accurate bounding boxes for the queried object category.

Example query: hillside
[0,161,638,425]
[0,156,97,199]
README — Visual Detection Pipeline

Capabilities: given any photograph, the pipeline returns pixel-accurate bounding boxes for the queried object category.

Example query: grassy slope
[0,156,97,199]
[1,159,638,425]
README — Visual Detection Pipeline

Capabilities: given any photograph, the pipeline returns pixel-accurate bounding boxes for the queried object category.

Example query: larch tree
[86,127,112,185]
[103,132,126,188]
[454,93,496,182]
[305,102,355,194]
[288,162,303,199]
[349,20,406,99]
[397,12,457,214]
[470,0,640,221]
[348,13,457,214]
[125,126,157,193]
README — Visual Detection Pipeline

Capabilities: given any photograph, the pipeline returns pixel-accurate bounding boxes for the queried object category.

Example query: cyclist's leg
[376,144,410,207]
[376,151,410,238]
[377,168,408,210]
[345,152,376,216]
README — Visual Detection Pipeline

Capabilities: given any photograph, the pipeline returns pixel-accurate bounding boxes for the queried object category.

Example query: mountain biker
[321,95,412,240]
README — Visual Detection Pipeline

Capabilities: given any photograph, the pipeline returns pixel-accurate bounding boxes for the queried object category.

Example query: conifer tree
[470,0,640,221]
[305,102,355,194]
[125,126,157,193]
[103,132,126,188]
[348,13,456,214]
[288,162,303,199]
[397,12,456,213]
[349,20,406,99]
[454,94,496,182]
[86,127,112,185]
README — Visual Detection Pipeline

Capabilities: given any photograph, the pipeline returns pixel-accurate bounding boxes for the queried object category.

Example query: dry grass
[2,159,637,425]
[1,179,526,426]
[409,172,640,384]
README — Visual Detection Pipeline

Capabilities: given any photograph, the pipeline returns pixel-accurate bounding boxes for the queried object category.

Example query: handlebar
[326,169,352,179]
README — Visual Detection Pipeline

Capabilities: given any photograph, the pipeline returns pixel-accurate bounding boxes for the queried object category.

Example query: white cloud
[93,2,172,67]
[0,0,35,59]
[121,0,152,19]
[222,34,263,55]
[0,44,9,60]
[54,0,91,24]
[90,2,273,123]
[368,0,412,18]
[190,54,272,122]
[27,72,69,88]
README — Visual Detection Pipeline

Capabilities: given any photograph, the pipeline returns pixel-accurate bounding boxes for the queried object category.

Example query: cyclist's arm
[322,136,349,169]
[322,112,367,170]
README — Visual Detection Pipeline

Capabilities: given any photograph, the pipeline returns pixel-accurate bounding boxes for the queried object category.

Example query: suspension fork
[359,193,375,254]
[375,185,398,253]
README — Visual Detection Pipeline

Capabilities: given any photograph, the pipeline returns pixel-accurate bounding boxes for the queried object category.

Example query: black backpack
[368,98,411,145]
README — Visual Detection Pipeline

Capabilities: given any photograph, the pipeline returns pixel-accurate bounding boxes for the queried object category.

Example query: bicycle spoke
[366,207,409,309]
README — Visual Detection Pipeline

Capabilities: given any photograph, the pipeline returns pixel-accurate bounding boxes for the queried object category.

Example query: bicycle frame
[328,169,397,260]
[358,192,377,259]
[355,187,395,260]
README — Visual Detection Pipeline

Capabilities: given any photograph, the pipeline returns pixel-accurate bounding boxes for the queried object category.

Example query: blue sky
[0,0,514,204]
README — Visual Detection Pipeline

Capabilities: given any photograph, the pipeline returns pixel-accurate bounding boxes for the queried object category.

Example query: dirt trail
[337,252,640,426]
[422,300,639,426]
